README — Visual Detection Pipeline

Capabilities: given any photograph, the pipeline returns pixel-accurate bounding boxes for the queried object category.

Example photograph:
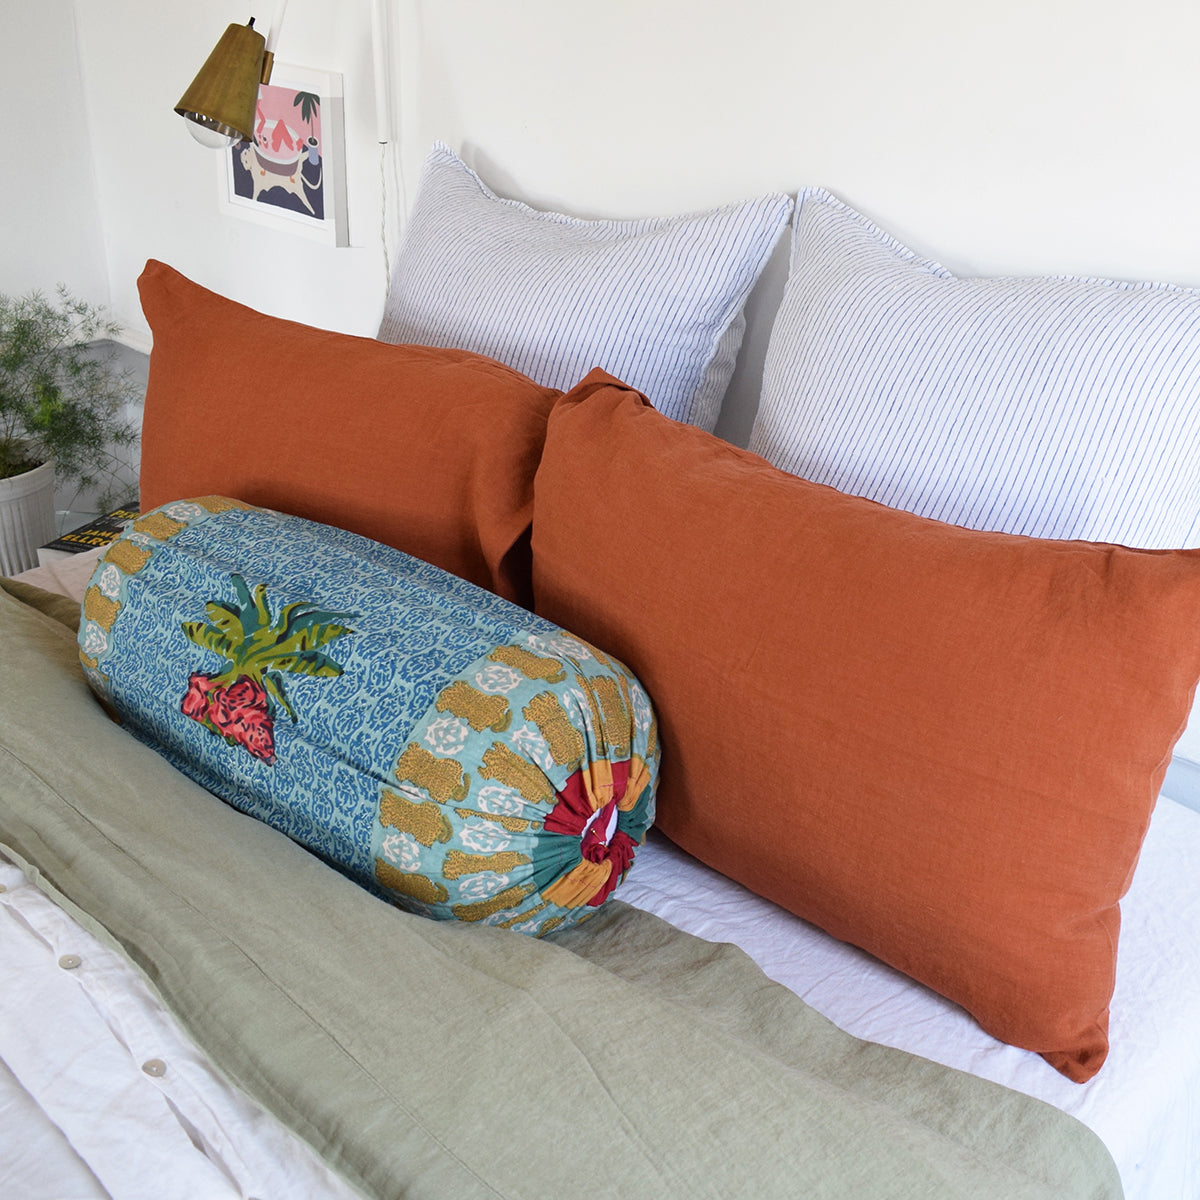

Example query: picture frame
[218,64,349,247]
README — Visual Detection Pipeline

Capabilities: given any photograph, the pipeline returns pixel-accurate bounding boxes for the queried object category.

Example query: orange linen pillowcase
[137,260,561,607]
[531,371,1200,1082]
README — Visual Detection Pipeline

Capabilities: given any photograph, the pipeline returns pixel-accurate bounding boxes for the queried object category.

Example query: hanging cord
[371,0,408,300]
[378,118,408,299]
[380,144,392,294]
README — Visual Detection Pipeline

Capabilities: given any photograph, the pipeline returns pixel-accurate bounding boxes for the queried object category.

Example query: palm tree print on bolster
[180,573,355,764]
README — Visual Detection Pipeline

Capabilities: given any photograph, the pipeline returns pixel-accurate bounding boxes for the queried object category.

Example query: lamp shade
[175,21,272,147]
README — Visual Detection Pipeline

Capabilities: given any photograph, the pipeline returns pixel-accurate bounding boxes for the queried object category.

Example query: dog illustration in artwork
[239,144,316,215]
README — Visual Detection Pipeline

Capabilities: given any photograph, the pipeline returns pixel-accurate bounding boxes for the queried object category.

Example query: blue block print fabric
[78,498,658,936]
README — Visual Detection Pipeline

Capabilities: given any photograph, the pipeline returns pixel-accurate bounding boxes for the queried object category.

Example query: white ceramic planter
[0,459,56,576]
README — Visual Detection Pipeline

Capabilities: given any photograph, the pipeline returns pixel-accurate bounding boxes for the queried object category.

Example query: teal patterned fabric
[79,498,658,935]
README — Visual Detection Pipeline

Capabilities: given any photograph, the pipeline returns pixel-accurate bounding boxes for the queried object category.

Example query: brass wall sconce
[175,10,285,148]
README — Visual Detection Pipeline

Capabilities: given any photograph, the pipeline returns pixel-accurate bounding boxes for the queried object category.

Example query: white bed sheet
[618,796,1200,1200]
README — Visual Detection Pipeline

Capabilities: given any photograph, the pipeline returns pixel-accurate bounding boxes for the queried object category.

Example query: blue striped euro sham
[750,188,1200,549]
[378,143,793,431]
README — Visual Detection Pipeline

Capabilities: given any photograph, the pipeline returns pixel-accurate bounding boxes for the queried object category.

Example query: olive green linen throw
[0,584,1121,1200]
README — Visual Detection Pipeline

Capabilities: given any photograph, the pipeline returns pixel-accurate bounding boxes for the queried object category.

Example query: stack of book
[37,505,139,567]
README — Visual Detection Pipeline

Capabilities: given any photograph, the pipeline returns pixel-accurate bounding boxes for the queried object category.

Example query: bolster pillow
[77,497,658,936]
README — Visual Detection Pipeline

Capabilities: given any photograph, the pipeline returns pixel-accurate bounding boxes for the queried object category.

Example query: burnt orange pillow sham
[137,260,561,607]
[531,371,1200,1082]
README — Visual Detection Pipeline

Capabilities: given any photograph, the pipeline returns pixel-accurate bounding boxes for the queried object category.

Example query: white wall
[0,0,108,304]
[11,0,1200,348]
[398,0,1200,281]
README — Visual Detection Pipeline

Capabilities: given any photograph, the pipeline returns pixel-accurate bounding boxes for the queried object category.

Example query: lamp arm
[259,0,289,83]
[370,0,393,144]
[264,0,289,56]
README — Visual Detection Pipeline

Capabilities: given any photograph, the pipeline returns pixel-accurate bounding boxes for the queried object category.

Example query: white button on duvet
[0,856,362,1200]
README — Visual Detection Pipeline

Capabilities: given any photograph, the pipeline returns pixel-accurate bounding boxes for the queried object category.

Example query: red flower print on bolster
[181,671,220,722]
[213,675,276,763]
[180,672,277,763]
[179,575,354,766]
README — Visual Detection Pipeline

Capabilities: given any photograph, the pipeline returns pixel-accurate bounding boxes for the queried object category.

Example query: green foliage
[182,573,356,719]
[0,286,139,506]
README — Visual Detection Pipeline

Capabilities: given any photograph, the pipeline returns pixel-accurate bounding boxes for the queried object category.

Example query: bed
[4,143,1200,1199]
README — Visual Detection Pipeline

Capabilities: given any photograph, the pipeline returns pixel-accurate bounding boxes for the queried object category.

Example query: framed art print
[219,64,349,246]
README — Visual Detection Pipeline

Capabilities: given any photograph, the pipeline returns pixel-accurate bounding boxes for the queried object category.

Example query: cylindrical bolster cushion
[78,497,658,936]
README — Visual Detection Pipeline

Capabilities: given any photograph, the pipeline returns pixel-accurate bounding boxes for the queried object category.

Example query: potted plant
[0,286,139,575]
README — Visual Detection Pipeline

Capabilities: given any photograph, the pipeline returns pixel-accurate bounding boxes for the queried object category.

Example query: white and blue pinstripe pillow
[378,143,793,431]
[750,188,1200,548]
